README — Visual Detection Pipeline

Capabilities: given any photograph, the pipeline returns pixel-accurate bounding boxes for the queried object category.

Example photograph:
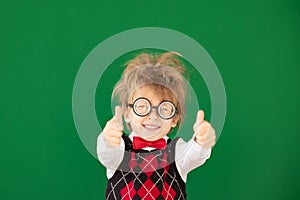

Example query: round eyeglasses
[128,97,178,120]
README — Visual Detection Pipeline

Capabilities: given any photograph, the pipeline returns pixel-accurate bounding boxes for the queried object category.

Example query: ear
[171,116,179,127]
[123,109,130,123]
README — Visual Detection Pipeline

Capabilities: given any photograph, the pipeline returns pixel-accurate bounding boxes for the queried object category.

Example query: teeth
[144,125,159,129]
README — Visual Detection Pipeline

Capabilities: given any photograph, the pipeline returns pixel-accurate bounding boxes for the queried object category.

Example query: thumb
[113,106,124,130]
[196,110,205,125]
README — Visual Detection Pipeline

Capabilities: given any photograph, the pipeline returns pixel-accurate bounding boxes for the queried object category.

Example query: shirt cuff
[175,136,212,183]
[97,133,125,153]
[189,133,211,159]
[97,132,125,178]
[188,134,212,159]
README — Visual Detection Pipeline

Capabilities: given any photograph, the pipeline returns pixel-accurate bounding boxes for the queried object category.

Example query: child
[97,52,216,200]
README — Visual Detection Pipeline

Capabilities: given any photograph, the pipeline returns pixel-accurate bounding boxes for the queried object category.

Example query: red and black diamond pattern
[105,135,186,200]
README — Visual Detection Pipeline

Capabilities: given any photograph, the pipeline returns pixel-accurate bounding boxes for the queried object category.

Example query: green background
[1,0,299,199]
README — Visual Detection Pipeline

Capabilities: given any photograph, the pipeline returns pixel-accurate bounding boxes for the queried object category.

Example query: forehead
[130,85,176,103]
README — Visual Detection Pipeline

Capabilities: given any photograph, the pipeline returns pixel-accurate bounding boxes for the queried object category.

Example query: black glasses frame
[128,97,178,120]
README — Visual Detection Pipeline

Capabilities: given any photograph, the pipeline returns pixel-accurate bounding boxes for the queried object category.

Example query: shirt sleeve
[97,132,125,179]
[175,134,212,182]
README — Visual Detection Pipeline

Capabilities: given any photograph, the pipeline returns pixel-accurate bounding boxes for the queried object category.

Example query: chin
[136,131,163,141]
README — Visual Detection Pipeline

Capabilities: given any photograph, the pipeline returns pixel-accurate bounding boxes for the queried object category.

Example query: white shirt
[97,132,211,182]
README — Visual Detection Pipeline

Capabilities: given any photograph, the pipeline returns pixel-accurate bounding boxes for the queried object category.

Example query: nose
[148,108,159,120]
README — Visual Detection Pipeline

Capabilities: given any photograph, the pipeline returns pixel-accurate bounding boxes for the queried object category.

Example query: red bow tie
[132,137,166,150]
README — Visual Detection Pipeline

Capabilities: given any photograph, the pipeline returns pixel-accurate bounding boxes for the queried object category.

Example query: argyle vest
[105,134,186,200]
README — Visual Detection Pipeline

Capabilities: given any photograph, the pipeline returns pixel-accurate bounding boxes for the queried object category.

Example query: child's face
[124,85,179,141]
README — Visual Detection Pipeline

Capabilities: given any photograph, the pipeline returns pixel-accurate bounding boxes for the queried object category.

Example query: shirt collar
[128,131,169,150]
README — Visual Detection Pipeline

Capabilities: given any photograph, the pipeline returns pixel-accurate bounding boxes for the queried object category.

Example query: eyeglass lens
[133,98,175,119]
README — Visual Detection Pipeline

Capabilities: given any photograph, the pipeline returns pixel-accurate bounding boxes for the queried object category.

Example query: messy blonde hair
[112,52,188,128]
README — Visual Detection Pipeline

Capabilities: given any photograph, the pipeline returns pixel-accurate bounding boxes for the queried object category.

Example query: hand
[193,110,216,148]
[102,106,124,147]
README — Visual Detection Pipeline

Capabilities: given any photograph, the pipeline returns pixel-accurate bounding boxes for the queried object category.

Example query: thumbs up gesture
[193,110,216,148]
[102,106,124,147]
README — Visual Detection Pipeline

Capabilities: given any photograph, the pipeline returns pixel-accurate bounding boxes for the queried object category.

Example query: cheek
[161,120,173,129]
[162,118,175,126]
[127,112,143,124]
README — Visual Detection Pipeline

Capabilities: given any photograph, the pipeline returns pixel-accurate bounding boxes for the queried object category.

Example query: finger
[195,135,215,148]
[195,134,207,143]
[104,119,121,132]
[195,121,211,136]
[113,106,124,130]
[195,128,216,148]
[105,138,121,147]
[196,133,215,143]
[203,137,216,148]
[196,110,205,125]
[109,130,123,138]
[114,106,122,123]
[108,137,121,146]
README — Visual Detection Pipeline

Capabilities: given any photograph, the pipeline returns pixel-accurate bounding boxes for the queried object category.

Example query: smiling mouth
[143,124,160,130]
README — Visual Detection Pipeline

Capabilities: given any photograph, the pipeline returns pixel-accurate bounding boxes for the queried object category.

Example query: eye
[159,102,174,117]
[134,99,150,114]
[136,104,147,111]
[160,106,169,112]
